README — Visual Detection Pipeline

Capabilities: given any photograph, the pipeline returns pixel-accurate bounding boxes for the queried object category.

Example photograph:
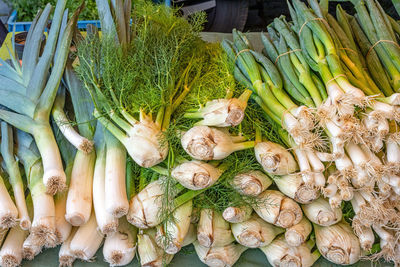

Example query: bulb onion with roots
[156,200,192,254]
[260,236,320,267]
[197,209,234,247]
[103,217,137,266]
[181,126,254,160]
[231,213,285,248]
[252,190,303,228]
[231,170,272,196]
[302,197,342,226]
[194,241,248,267]
[171,160,223,190]
[254,141,298,175]
[314,222,361,265]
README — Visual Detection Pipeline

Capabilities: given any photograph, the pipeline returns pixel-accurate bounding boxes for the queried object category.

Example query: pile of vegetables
[0,0,400,266]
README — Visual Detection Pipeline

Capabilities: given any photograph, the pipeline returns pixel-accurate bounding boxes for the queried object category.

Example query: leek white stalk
[0,228,8,247]
[104,131,129,217]
[54,178,72,245]
[182,223,197,247]
[222,205,252,223]
[285,217,312,247]
[252,190,302,228]
[51,88,94,153]
[137,229,173,267]
[197,209,234,247]
[302,197,342,226]
[65,149,96,226]
[0,175,18,229]
[59,227,77,267]
[22,234,42,260]
[103,217,137,266]
[0,226,28,267]
[70,211,104,261]
[254,142,297,175]
[92,124,118,234]
[260,236,320,267]
[274,173,319,204]
[185,94,251,127]
[172,160,223,190]
[181,126,254,160]
[231,213,284,248]
[28,162,56,247]
[127,178,179,229]
[0,123,30,230]
[315,222,361,265]
[193,241,247,267]
[156,200,192,254]
[231,170,272,196]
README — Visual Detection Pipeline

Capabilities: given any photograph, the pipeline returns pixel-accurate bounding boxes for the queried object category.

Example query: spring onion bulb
[386,133,400,173]
[260,236,320,267]
[354,225,374,251]
[104,131,129,218]
[0,174,18,229]
[197,209,234,247]
[181,126,254,160]
[69,211,104,261]
[92,125,118,234]
[137,229,174,267]
[59,228,77,267]
[103,217,137,266]
[315,222,361,265]
[274,174,320,204]
[184,93,251,127]
[253,190,302,228]
[254,142,297,175]
[231,214,284,248]
[182,224,197,247]
[127,179,178,229]
[0,123,30,230]
[65,150,96,226]
[231,170,272,196]
[172,161,223,190]
[0,226,28,267]
[194,241,247,267]
[156,200,192,254]
[285,217,312,247]
[302,197,342,226]
[222,206,252,223]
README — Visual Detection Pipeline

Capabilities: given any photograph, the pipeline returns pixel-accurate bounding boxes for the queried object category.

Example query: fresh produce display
[1,0,400,266]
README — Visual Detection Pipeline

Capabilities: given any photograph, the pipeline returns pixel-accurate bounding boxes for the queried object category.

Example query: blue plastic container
[7,0,171,32]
